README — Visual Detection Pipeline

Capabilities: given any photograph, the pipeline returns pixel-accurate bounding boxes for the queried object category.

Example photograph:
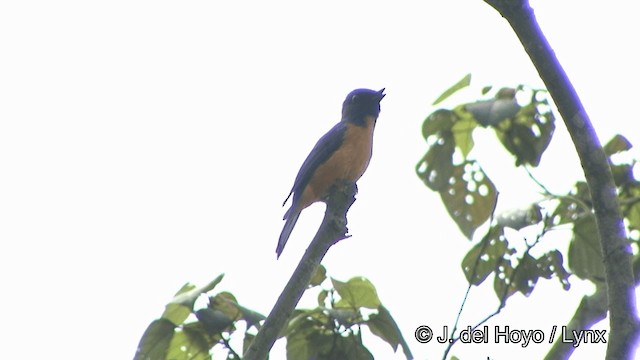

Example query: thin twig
[441,194,499,360]
[443,213,548,359]
[524,165,592,214]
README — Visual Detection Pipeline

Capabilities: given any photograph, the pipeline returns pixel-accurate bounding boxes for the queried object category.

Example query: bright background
[1,1,639,359]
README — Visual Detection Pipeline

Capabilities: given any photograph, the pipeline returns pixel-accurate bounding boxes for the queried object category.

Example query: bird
[277,88,386,258]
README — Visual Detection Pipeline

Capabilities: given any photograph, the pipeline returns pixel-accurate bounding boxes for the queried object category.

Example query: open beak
[377,88,386,101]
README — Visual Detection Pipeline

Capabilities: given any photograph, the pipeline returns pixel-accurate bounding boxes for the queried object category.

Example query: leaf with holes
[511,253,542,297]
[461,226,511,285]
[422,109,457,140]
[416,132,456,191]
[538,250,571,290]
[552,198,583,226]
[497,204,543,230]
[440,161,497,239]
[464,90,520,127]
[497,250,571,300]
[493,260,517,301]
[166,324,213,360]
[493,91,555,167]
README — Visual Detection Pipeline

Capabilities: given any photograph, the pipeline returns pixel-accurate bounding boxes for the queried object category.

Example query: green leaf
[551,198,582,225]
[170,274,225,312]
[162,303,193,326]
[317,289,329,307]
[183,322,219,351]
[464,97,520,127]
[332,277,382,310]
[332,334,375,360]
[284,308,324,337]
[495,250,571,301]
[493,259,517,301]
[603,134,633,156]
[286,321,314,360]
[624,186,640,231]
[512,253,541,296]
[538,250,571,290]
[326,308,360,327]
[366,306,401,351]
[497,204,542,230]
[209,292,243,323]
[493,91,555,167]
[461,227,511,285]
[611,163,634,187]
[416,132,456,191]
[286,315,333,360]
[440,161,498,239]
[422,109,457,140]
[134,319,176,360]
[309,264,327,287]
[167,327,212,360]
[432,73,472,105]
[195,308,234,334]
[481,86,493,95]
[569,215,605,282]
[451,112,477,158]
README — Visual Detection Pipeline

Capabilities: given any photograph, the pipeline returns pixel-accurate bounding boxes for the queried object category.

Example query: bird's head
[341,88,385,123]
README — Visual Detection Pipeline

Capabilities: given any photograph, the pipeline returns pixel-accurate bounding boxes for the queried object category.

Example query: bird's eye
[351,94,359,103]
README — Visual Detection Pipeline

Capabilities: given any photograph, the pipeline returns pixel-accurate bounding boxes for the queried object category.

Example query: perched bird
[277,88,386,258]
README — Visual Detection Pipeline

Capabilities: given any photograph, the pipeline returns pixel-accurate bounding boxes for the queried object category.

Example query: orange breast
[298,116,376,210]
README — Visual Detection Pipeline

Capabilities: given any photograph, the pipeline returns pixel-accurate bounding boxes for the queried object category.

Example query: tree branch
[243,180,357,360]
[483,1,639,358]
[546,257,640,359]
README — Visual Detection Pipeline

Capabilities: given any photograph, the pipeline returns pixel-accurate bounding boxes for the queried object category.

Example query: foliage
[134,274,265,360]
[134,267,412,359]
[417,76,640,357]
[283,265,412,360]
[416,74,555,239]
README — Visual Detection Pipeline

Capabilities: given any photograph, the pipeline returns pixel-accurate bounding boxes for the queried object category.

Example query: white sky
[1,1,639,359]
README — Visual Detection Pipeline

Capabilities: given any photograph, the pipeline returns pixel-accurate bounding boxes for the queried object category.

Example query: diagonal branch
[483,1,639,358]
[243,180,357,360]
[545,257,640,360]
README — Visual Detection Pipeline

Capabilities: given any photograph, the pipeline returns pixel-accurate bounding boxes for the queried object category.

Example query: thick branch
[243,181,357,360]
[546,258,640,359]
[483,1,639,358]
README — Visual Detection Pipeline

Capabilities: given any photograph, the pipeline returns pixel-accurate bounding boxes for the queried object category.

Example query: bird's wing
[282,121,347,208]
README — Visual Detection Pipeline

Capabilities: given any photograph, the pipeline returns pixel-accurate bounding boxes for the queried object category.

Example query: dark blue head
[341,88,386,123]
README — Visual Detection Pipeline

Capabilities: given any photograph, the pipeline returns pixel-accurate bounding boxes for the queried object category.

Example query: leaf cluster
[416,74,555,239]
[418,75,640,314]
[134,267,412,359]
[282,265,412,360]
[134,274,265,360]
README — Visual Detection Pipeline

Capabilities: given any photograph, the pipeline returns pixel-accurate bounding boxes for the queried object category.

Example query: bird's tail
[277,207,300,259]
